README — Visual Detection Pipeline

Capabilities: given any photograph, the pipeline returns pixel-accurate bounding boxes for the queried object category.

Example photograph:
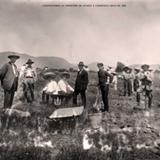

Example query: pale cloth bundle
[58,79,74,93]
[43,80,60,95]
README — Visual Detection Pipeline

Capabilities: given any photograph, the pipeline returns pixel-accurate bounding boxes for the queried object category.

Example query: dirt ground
[0,72,160,160]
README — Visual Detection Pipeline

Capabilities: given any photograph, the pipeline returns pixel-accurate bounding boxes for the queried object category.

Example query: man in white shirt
[123,66,133,96]
[112,72,118,91]
[22,59,36,104]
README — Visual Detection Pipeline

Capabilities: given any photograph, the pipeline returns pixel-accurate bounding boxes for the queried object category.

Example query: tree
[115,62,125,73]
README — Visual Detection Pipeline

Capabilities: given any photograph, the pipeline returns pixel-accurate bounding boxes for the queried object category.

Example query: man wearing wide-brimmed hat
[139,64,153,108]
[0,54,20,109]
[122,66,133,96]
[73,61,89,107]
[22,59,36,104]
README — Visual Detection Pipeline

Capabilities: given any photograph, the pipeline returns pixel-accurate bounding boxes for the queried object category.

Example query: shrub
[0,146,51,160]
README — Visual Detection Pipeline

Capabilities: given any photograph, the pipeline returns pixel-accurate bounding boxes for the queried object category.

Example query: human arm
[0,63,8,80]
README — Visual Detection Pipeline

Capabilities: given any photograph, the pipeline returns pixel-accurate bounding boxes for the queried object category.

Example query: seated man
[58,72,74,104]
[42,72,60,104]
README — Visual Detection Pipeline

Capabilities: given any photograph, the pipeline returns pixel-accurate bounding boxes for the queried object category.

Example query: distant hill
[88,62,115,71]
[129,64,160,71]
[0,51,76,69]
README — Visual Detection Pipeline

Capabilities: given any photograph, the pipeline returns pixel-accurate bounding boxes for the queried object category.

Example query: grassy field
[0,71,160,160]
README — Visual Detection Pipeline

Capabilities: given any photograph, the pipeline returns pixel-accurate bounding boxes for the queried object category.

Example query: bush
[0,146,51,160]
[55,145,108,160]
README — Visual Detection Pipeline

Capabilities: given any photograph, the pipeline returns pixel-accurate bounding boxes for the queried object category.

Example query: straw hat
[8,54,20,59]
[141,64,150,70]
[43,72,56,79]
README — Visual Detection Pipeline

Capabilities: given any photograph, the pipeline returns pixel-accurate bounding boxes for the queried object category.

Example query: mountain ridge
[0,51,75,69]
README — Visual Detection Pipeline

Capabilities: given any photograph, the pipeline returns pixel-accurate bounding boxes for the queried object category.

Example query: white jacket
[43,80,60,95]
[58,79,74,93]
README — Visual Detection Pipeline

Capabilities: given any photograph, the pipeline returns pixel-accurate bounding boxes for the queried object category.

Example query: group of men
[122,64,153,108]
[0,54,89,109]
[0,53,154,113]
[0,55,37,108]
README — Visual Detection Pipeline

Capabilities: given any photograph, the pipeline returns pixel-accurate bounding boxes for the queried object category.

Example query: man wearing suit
[73,62,89,107]
[0,54,20,109]
[97,63,113,112]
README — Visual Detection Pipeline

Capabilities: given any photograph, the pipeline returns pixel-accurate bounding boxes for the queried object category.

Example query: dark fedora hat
[97,62,104,67]
[26,59,34,64]
[141,64,150,70]
[8,54,20,59]
[78,61,84,66]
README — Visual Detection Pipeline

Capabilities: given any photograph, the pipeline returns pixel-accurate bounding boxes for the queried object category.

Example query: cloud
[0,0,160,66]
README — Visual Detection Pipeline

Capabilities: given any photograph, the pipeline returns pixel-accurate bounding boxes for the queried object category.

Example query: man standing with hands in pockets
[73,62,89,108]
[0,53,20,109]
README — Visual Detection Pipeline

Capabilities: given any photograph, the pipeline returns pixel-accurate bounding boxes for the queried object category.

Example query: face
[143,68,148,72]
[97,65,103,70]
[27,63,32,68]
[127,70,130,73]
[78,65,83,70]
[10,57,18,63]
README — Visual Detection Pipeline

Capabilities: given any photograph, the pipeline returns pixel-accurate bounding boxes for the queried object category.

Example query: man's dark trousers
[100,84,109,111]
[23,82,34,103]
[3,77,18,109]
[124,79,132,96]
[73,89,86,107]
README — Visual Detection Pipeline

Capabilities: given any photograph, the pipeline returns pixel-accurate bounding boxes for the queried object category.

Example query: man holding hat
[22,59,36,104]
[73,62,89,107]
[97,62,113,112]
[0,54,20,109]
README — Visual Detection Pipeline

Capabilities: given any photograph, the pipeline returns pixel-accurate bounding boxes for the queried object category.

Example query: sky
[0,0,160,66]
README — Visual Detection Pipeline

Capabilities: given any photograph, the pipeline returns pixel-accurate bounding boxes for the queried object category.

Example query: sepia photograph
[0,0,160,159]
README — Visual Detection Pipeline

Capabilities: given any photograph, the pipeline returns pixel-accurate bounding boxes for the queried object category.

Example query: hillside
[0,51,75,69]
[130,64,160,70]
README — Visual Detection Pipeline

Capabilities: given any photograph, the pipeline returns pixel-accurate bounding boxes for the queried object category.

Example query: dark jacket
[0,62,19,91]
[98,69,113,87]
[75,69,89,91]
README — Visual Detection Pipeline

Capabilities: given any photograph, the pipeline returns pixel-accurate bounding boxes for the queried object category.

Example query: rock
[5,109,31,118]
